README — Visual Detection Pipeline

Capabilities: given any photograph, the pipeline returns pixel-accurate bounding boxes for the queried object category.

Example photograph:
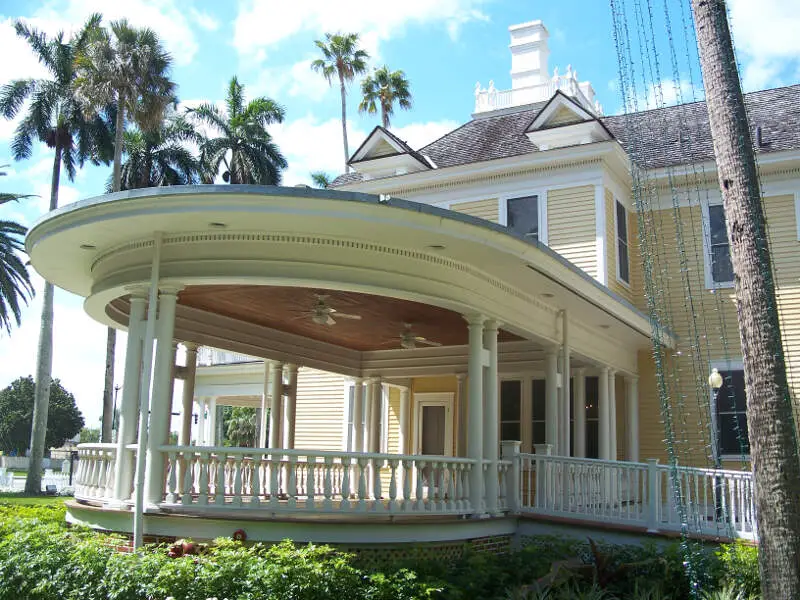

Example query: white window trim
[342,381,355,452]
[613,197,631,288]
[709,358,748,462]
[701,200,736,290]
[499,189,548,245]
[794,191,800,241]
[412,392,454,456]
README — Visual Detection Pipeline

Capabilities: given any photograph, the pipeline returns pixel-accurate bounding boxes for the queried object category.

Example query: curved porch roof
[26,185,659,375]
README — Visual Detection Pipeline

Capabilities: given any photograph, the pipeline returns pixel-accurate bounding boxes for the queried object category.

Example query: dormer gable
[525,91,613,150]
[348,126,433,179]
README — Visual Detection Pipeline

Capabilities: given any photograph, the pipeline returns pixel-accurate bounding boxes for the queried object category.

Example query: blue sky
[0,0,798,428]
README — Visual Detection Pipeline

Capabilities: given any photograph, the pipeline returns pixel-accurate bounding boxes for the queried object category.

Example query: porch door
[413,393,454,491]
[421,405,446,456]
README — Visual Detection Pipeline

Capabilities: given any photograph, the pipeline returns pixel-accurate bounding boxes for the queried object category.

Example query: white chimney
[509,20,549,90]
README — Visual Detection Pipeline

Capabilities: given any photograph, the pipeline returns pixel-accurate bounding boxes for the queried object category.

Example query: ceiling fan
[300,294,362,326]
[395,323,442,350]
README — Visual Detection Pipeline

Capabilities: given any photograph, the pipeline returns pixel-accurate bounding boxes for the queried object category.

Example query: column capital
[124,285,150,299]
[183,341,198,353]
[463,313,485,328]
[285,363,299,374]
[455,372,467,382]
[625,374,639,383]
[158,284,184,297]
[573,367,586,376]
[483,319,499,332]
[545,345,559,358]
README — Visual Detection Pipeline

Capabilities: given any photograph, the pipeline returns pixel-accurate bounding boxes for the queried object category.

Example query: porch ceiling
[178,285,522,352]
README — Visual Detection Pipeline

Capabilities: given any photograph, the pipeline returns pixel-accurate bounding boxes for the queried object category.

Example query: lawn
[0,493,67,507]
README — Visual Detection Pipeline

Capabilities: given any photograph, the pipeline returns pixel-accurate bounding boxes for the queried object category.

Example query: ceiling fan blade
[325,315,336,326]
[417,338,442,347]
[333,312,361,320]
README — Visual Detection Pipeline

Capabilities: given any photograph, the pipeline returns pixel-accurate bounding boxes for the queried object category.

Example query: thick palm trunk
[101,99,126,442]
[339,72,350,173]
[24,145,61,494]
[692,1,800,596]
[381,103,389,129]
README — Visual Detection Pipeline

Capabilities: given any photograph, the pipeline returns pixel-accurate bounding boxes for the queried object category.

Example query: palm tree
[310,171,332,188]
[0,15,113,494]
[311,33,369,172]
[108,112,201,191]
[358,66,412,129]
[75,19,176,443]
[189,76,287,185]
[0,170,33,335]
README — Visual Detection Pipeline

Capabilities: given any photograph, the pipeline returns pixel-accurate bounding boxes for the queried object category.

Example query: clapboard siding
[547,185,596,277]
[450,198,499,223]
[294,367,346,451]
[546,105,584,127]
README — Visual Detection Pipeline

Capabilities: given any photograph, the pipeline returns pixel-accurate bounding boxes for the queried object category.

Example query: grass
[0,493,67,507]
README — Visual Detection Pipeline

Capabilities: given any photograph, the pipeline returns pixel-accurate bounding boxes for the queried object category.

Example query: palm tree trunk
[693,1,800,596]
[381,103,389,129]
[101,98,126,443]
[339,72,350,173]
[24,145,62,494]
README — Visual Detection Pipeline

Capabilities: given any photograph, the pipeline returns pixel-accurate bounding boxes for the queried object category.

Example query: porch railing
[160,445,476,515]
[74,443,117,501]
[519,452,757,541]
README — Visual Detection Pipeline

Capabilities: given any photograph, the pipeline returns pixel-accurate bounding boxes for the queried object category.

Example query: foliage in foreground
[0,503,760,600]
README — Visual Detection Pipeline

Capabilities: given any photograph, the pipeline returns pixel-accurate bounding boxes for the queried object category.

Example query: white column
[283,364,298,449]
[144,287,179,506]
[572,368,587,458]
[456,373,467,456]
[368,377,382,453]
[258,361,270,448]
[196,398,206,445]
[352,378,365,452]
[483,320,499,513]
[560,311,571,456]
[113,293,147,502]
[545,349,559,451]
[598,367,610,460]
[626,376,639,462]
[399,387,410,455]
[268,362,284,448]
[608,370,617,461]
[466,314,485,513]
[207,398,217,446]
[179,343,198,447]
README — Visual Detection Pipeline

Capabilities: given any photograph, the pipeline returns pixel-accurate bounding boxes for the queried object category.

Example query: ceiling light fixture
[541,292,554,298]
[426,244,446,251]
[208,222,227,229]
[79,244,96,250]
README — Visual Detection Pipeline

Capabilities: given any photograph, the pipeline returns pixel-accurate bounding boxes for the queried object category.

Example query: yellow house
[29,19,795,551]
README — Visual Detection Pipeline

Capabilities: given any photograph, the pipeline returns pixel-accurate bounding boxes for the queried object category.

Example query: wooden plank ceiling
[178,285,521,352]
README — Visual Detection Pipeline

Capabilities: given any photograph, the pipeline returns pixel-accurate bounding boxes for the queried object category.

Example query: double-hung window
[500,380,522,443]
[712,367,750,458]
[615,200,630,284]
[507,195,540,241]
[708,204,734,285]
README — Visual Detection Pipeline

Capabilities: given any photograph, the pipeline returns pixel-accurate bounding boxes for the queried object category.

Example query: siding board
[450,198,499,223]
[548,185,596,277]
[294,367,346,451]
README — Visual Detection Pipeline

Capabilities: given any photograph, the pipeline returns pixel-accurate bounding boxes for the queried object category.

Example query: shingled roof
[330,84,800,187]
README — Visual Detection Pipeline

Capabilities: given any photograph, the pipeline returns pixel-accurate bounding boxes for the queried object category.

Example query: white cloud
[728,0,800,90]
[189,8,220,32]
[23,0,203,67]
[233,0,489,60]
[272,115,458,185]
[250,58,335,104]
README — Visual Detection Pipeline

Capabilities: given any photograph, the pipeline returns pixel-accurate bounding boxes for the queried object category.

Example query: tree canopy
[358,65,412,129]
[0,376,84,454]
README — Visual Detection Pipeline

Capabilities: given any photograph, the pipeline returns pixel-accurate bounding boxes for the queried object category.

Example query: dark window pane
[618,241,630,283]
[585,377,599,418]
[719,414,750,455]
[616,201,628,239]
[507,196,538,239]
[586,421,599,459]
[532,379,546,417]
[501,381,522,420]
[569,378,574,421]
[712,244,734,283]
[709,205,728,244]
[501,422,521,442]
[532,422,546,446]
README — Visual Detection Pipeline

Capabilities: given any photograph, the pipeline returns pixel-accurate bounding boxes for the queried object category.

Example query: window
[585,376,600,459]
[500,380,522,442]
[615,200,630,284]
[344,384,367,452]
[713,368,750,457]
[532,379,546,446]
[708,205,734,285]
[507,195,539,240]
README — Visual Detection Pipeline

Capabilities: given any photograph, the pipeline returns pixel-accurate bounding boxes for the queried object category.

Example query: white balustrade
[474,74,601,115]
[74,444,117,501]
[160,446,475,516]
[519,452,756,541]
[196,347,255,366]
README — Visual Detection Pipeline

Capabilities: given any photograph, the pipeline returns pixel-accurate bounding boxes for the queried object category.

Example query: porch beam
[560,310,571,456]
[626,376,639,462]
[207,397,217,446]
[598,367,610,460]
[268,361,284,448]
[179,343,198,447]
[284,364,298,449]
[573,368,587,458]
[353,378,365,452]
[545,348,559,451]
[258,360,269,448]
[456,373,467,456]
[608,370,617,461]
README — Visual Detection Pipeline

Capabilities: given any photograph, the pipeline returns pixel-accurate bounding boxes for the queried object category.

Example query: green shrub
[717,543,759,598]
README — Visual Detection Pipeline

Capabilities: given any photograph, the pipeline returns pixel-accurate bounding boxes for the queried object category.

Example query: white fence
[74,444,117,500]
[518,452,757,541]
[161,446,476,515]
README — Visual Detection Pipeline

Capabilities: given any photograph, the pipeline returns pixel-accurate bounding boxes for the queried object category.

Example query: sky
[0,0,798,430]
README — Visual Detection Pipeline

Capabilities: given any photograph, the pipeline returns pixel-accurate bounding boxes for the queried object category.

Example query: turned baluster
[323,456,333,511]
[214,455,225,506]
[388,459,399,512]
[165,451,178,503]
[339,457,351,511]
[416,460,426,511]
[287,455,298,509]
[357,457,368,511]
[250,454,261,506]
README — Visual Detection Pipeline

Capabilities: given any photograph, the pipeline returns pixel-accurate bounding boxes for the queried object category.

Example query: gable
[545,104,587,128]
[369,138,400,159]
